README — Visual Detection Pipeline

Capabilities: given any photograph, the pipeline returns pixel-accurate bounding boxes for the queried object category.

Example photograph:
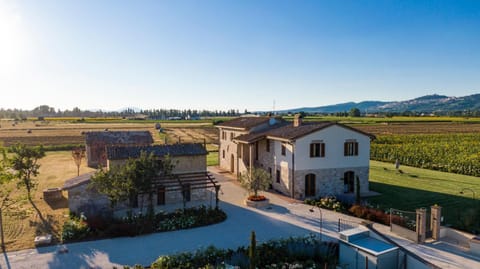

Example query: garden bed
[61,205,227,242]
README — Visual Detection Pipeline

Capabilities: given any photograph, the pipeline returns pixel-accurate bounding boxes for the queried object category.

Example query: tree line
[0,105,241,119]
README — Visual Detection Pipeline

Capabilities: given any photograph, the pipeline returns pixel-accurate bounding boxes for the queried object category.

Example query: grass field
[0,120,217,147]
[3,118,480,148]
[368,160,480,232]
[2,151,95,251]
[207,151,219,166]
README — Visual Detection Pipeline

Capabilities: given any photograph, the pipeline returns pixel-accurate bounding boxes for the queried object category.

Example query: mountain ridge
[274,94,480,114]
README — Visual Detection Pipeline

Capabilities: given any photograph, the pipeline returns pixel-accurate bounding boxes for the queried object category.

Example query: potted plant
[239,167,271,208]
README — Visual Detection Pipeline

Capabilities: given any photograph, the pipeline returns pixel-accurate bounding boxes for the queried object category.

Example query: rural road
[1,168,479,269]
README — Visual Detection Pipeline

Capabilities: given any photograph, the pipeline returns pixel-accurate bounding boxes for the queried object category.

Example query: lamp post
[459,188,476,200]
[309,206,322,241]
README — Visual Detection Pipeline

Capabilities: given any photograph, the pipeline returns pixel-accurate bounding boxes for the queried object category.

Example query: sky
[1,0,480,112]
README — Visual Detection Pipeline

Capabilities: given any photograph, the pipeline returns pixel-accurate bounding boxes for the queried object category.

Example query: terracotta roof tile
[216,116,274,130]
[234,121,375,143]
[107,143,207,160]
[266,122,336,140]
[85,131,153,144]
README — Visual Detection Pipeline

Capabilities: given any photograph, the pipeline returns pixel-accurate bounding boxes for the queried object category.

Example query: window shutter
[310,144,314,157]
[354,142,359,155]
[321,143,325,157]
[344,143,348,156]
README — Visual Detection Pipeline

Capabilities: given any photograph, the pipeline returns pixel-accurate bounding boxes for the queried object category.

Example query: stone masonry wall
[67,183,111,217]
[293,166,370,200]
[68,182,209,218]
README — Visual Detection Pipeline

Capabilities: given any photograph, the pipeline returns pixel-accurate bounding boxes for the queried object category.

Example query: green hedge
[150,234,338,269]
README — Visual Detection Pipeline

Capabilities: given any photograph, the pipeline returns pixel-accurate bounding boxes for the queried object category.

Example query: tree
[0,148,14,251]
[239,167,271,198]
[249,230,257,269]
[349,107,361,117]
[90,151,175,216]
[72,147,86,176]
[9,144,45,200]
[123,152,174,217]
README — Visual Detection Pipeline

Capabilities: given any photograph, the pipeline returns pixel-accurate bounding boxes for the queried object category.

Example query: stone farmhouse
[63,141,217,217]
[216,115,375,200]
[85,131,154,168]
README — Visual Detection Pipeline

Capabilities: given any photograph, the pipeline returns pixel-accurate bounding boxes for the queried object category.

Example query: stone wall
[293,166,370,200]
[172,155,206,173]
[218,129,243,173]
[135,187,208,210]
[66,183,111,217]
[86,143,106,168]
[67,182,209,218]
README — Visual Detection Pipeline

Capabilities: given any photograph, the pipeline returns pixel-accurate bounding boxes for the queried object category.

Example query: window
[268,167,272,178]
[276,169,281,183]
[281,144,286,156]
[310,143,325,157]
[221,131,226,140]
[230,132,234,141]
[222,150,225,159]
[266,139,270,152]
[344,141,359,156]
[157,186,165,205]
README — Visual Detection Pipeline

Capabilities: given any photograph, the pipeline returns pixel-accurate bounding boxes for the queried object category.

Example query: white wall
[293,125,371,170]
[271,140,294,169]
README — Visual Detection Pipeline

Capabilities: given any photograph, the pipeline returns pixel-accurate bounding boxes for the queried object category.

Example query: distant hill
[274,94,480,114]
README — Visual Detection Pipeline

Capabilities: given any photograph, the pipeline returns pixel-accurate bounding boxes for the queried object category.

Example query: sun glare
[0,1,28,75]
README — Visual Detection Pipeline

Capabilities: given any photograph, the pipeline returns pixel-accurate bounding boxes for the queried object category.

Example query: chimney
[293,114,302,127]
[268,112,276,126]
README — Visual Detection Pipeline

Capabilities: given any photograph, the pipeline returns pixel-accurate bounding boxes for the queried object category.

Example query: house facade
[216,115,374,200]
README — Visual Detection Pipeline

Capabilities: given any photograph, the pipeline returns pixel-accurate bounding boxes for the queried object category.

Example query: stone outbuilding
[85,131,153,168]
[63,143,218,217]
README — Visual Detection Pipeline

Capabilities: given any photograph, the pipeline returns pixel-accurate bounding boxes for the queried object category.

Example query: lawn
[207,151,219,166]
[2,151,95,251]
[368,160,480,232]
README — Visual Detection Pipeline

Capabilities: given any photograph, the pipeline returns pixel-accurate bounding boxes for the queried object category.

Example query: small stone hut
[85,131,153,168]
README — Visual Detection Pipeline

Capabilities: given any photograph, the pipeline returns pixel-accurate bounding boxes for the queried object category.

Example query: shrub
[61,217,90,242]
[305,196,346,212]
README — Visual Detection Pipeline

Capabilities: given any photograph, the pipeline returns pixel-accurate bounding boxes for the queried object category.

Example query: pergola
[151,171,221,209]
